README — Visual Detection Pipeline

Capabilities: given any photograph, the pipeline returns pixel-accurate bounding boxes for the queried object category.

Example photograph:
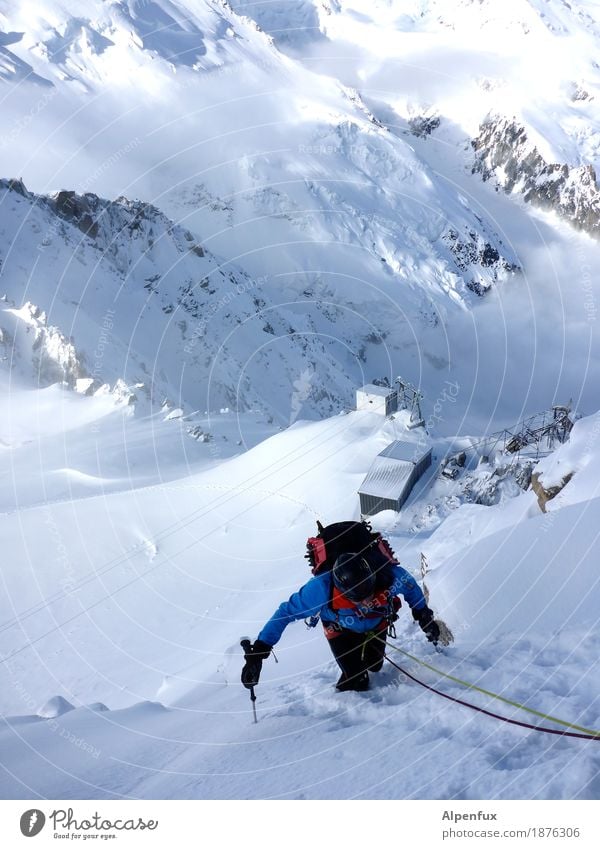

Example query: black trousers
[324,623,387,682]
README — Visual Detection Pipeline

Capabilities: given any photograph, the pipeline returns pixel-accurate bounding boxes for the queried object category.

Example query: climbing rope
[383,640,600,741]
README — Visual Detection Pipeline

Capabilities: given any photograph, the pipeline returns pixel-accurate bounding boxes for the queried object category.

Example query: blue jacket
[258,565,427,647]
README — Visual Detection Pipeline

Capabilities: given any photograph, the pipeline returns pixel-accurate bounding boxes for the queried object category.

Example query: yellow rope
[387,642,600,738]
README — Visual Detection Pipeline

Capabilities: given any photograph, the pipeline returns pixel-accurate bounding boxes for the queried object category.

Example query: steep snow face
[532,410,600,508]
[1,401,599,799]
[424,408,600,645]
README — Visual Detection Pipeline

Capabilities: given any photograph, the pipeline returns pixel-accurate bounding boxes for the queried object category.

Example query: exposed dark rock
[472,116,600,238]
[443,226,520,296]
[53,190,99,239]
[530,471,574,513]
[5,178,28,197]
[177,281,202,319]
[480,244,500,266]
[466,461,535,506]
[409,114,441,137]
[45,188,207,272]
[571,84,592,102]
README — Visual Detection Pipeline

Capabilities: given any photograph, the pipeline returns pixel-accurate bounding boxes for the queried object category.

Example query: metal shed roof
[359,456,414,500]
[378,440,424,462]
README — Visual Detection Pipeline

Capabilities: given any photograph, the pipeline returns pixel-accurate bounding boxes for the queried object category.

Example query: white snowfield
[0,402,599,800]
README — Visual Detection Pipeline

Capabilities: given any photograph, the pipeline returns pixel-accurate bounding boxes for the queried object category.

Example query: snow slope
[0,401,599,799]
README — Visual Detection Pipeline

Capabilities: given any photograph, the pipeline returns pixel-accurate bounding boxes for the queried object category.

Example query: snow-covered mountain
[2,0,600,430]
[0,177,369,421]
[0,174,523,426]
[229,0,600,231]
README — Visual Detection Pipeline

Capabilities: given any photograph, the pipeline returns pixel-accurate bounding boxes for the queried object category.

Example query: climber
[241,549,453,692]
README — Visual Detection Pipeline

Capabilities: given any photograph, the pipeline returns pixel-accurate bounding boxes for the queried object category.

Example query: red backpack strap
[377,536,398,564]
[306,536,328,574]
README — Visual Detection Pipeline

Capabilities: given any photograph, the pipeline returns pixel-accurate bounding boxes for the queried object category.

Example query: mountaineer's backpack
[304,520,401,628]
[305,519,398,577]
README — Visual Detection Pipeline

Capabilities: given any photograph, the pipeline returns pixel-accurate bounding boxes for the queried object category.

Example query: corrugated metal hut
[358,440,432,516]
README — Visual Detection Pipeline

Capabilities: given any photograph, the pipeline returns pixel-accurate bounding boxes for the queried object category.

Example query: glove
[414,606,440,644]
[412,606,454,647]
[241,639,272,689]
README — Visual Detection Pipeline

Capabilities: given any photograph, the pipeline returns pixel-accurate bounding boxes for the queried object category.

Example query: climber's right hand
[241,639,272,689]
[412,606,453,646]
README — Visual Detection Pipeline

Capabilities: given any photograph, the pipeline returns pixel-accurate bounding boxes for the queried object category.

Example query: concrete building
[356,384,398,417]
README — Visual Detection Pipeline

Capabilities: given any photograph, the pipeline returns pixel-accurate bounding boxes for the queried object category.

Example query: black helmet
[332,553,375,602]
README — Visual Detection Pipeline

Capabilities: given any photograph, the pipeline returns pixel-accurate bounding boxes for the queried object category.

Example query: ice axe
[240,637,258,724]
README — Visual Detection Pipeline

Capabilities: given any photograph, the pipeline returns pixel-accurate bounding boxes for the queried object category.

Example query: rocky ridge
[472,116,600,237]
